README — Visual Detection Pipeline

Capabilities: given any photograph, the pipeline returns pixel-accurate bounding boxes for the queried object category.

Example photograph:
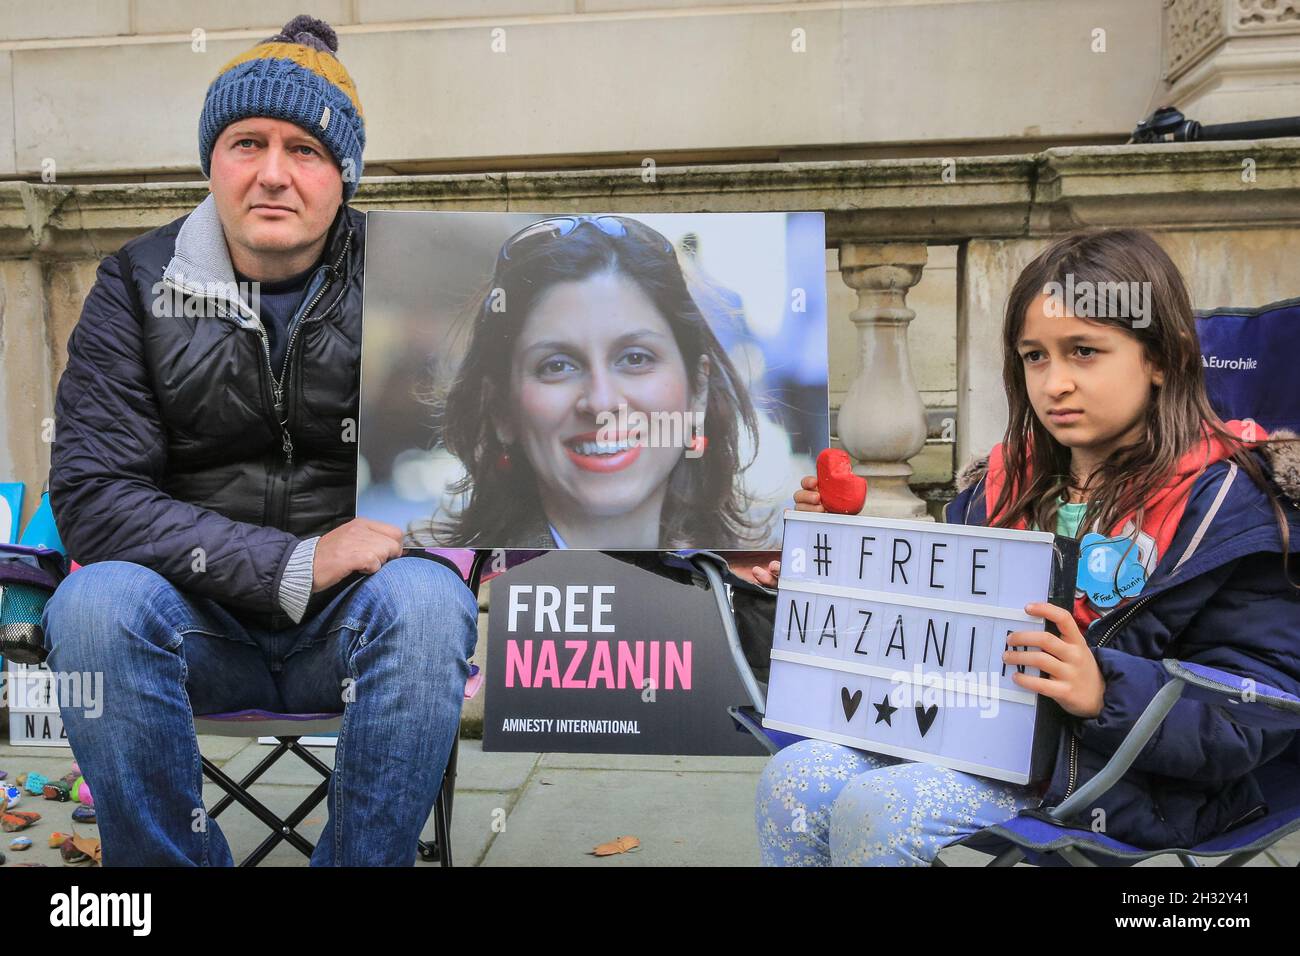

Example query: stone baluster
[836,242,931,520]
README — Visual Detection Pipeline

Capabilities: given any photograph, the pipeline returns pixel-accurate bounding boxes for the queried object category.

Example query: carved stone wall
[1166,0,1227,81]
[1164,0,1300,125]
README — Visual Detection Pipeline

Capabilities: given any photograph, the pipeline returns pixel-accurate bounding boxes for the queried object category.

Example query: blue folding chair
[943,662,1300,867]
[681,549,1300,867]
[1195,297,1300,435]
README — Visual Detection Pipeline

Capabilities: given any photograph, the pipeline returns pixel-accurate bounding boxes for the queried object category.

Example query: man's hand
[750,560,782,587]
[1004,602,1105,719]
[312,518,404,593]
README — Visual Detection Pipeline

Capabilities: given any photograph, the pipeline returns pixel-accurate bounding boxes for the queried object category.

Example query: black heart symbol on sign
[915,703,939,737]
[841,687,863,722]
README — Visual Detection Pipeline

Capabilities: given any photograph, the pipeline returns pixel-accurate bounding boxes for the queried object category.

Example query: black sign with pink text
[483,551,767,755]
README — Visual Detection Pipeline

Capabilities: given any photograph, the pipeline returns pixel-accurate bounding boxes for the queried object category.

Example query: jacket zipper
[276,233,352,420]
[1063,593,1156,799]
[162,278,297,463]
[162,228,356,476]
[272,231,354,467]
[271,231,353,545]
[1223,802,1267,832]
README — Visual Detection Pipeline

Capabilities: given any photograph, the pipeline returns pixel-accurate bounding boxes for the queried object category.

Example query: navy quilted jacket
[49,198,366,629]
[945,438,1300,848]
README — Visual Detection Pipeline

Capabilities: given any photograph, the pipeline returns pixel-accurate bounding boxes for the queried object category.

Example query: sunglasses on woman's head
[498,215,675,262]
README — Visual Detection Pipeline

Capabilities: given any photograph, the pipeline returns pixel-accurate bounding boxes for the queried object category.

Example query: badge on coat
[1076,522,1158,611]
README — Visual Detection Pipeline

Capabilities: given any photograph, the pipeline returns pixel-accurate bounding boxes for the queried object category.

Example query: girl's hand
[794,475,825,513]
[751,561,781,587]
[1004,603,1105,719]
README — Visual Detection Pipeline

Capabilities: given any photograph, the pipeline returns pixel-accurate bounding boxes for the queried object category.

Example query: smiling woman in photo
[413,215,768,549]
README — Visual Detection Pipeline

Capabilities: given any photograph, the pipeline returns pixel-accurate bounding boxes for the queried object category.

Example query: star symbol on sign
[873,695,898,726]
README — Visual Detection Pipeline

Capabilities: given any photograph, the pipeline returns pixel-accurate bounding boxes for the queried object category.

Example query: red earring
[688,433,709,457]
[495,450,513,472]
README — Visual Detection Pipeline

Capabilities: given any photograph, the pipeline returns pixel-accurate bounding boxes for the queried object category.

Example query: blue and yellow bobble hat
[199,15,365,200]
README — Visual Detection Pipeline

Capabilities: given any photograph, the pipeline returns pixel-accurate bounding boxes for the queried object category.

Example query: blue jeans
[42,556,478,866]
[756,740,1041,866]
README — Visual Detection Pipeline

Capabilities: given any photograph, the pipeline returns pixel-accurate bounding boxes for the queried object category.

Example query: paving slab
[0,754,81,785]
[205,781,514,867]
[481,766,764,867]
[1,733,251,763]
[455,740,539,792]
[536,751,770,773]
[202,783,326,866]
[190,733,254,762]
[420,790,516,867]
[0,747,81,781]
[1264,829,1299,866]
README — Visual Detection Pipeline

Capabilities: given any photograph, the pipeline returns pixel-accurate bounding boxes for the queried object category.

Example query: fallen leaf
[71,834,102,864]
[590,835,640,857]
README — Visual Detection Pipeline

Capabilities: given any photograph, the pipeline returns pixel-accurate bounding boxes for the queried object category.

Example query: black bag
[0,544,70,665]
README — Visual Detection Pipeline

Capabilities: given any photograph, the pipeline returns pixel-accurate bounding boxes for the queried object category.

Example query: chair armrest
[1046,673,1185,822]
[1047,656,1300,821]
[1162,659,1300,730]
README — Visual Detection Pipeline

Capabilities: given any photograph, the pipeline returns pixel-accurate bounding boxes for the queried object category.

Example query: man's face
[208,117,342,273]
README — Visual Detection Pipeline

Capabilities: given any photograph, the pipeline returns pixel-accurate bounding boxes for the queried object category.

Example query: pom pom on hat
[269,14,339,53]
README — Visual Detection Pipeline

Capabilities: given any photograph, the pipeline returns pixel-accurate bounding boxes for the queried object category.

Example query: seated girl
[752,228,1300,865]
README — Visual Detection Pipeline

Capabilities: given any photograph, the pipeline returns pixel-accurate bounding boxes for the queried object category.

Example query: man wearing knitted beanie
[44,16,478,867]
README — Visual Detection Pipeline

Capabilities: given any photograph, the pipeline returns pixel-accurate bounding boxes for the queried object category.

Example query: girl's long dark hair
[992,228,1295,579]
[421,217,763,548]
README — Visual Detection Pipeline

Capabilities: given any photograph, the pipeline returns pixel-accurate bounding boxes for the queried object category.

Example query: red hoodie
[981,419,1265,630]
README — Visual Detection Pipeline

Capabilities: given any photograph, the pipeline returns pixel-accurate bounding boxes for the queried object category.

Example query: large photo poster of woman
[357,211,829,550]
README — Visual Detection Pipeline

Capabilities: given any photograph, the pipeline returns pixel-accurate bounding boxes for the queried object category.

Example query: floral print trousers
[756,739,1042,866]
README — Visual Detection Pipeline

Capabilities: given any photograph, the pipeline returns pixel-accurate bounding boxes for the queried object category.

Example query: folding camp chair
[194,549,493,867]
[678,551,1300,867]
[1195,296,1300,435]
[943,663,1300,867]
[196,665,483,867]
